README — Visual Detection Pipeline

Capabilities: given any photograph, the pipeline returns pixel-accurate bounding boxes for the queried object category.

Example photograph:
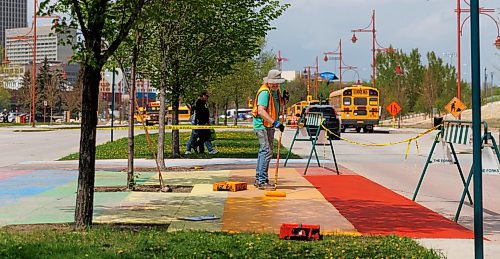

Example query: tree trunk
[75,64,101,228]
[127,30,141,189]
[223,101,228,125]
[171,84,181,158]
[157,30,167,169]
[234,99,239,126]
[50,107,53,125]
[214,104,219,125]
[157,87,166,168]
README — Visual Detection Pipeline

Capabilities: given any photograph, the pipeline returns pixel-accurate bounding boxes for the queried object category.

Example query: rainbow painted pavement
[0,161,473,238]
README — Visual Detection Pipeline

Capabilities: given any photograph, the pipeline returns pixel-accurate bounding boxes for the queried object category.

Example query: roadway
[0,125,138,167]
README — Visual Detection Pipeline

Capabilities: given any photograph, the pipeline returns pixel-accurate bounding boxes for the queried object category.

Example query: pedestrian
[251,69,286,190]
[185,91,218,154]
[1,109,8,123]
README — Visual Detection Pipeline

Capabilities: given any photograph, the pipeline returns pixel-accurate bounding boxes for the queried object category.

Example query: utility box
[279,223,321,241]
[213,181,247,192]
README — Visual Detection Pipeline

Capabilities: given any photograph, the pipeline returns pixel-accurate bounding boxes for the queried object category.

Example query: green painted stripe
[445,124,452,142]
[464,125,469,145]
[458,125,464,144]
[453,124,459,143]
[445,124,451,142]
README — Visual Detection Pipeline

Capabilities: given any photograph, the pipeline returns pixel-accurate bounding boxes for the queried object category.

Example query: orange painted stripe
[221,168,357,234]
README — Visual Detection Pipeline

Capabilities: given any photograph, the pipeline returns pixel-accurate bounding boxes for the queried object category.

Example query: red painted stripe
[305,175,474,238]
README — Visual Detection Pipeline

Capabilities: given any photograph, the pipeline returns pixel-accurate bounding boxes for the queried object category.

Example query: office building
[5,25,74,65]
[0,0,27,49]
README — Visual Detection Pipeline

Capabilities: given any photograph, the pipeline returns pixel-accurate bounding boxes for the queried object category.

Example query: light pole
[277,50,288,71]
[323,39,357,91]
[303,57,319,100]
[351,10,376,88]
[455,0,500,101]
[4,0,59,127]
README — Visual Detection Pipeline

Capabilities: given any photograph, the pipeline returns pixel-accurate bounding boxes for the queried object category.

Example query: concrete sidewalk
[1,158,498,258]
[0,159,355,234]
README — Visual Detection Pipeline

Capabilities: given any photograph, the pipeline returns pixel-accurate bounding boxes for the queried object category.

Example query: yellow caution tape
[96,124,253,131]
[320,123,440,159]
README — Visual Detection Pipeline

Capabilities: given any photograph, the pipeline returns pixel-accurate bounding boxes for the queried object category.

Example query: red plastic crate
[279,223,321,241]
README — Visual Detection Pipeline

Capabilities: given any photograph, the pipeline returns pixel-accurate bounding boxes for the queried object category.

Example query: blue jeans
[186,130,214,152]
[255,128,275,184]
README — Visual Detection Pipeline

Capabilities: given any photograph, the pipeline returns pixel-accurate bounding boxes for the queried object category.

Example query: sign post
[386,101,401,128]
[104,69,123,142]
[43,100,47,124]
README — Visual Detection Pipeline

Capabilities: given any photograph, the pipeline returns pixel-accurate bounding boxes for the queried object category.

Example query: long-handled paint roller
[265,130,286,197]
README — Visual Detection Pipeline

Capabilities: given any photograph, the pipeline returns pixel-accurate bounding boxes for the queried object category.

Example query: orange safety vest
[251,83,283,128]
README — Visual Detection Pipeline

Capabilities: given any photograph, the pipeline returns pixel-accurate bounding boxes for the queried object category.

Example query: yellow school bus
[329,84,379,133]
[134,106,151,124]
[286,95,319,125]
[167,105,191,121]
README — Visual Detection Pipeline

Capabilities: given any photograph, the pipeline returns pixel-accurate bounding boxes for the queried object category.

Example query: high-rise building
[0,0,27,49]
[5,26,74,65]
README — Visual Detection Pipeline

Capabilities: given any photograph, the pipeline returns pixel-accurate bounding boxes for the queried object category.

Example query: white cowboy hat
[263,69,285,84]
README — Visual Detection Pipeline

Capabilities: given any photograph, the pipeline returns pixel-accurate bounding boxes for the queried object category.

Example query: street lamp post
[351,10,376,88]
[323,39,356,91]
[31,0,37,127]
[456,0,500,101]
[303,57,319,99]
[277,50,288,71]
[4,0,59,127]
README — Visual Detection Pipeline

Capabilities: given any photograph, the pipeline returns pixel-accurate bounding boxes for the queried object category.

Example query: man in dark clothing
[194,91,211,153]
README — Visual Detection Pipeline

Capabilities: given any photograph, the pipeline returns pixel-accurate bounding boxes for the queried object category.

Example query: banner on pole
[431,139,454,164]
[482,148,500,174]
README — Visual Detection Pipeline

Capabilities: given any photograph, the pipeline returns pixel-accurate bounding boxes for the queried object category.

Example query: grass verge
[0,228,442,258]
[60,131,300,160]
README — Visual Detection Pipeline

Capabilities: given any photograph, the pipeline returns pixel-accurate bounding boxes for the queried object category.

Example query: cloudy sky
[265,0,500,85]
[28,0,499,84]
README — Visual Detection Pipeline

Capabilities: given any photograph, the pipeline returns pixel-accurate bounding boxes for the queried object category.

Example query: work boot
[258,183,276,190]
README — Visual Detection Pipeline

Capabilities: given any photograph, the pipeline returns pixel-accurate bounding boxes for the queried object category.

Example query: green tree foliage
[138,0,288,157]
[376,49,469,117]
[0,86,10,110]
[208,48,278,126]
[209,60,258,126]
[282,76,307,107]
[40,0,149,227]
[17,71,32,112]
[62,68,83,117]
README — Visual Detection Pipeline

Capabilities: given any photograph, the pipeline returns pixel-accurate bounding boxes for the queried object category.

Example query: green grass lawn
[0,228,441,258]
[60,131,300,160]
[0,123,21,127]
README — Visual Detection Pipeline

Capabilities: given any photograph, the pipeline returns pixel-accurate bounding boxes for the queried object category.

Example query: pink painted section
[0,170,33,181]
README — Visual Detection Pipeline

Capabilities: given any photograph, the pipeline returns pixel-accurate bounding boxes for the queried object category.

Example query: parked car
[7,112,20,123]
[219,109,252,120]
[304,105,341,140]
[24,113,46,123]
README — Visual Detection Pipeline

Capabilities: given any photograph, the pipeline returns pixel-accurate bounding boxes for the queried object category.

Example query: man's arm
[257,105,276,125]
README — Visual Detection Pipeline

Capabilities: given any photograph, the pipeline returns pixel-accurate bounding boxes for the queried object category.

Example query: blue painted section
[0,170,77,208]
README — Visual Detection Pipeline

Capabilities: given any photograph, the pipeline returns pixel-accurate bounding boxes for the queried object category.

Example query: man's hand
[282,90,290,103]
[272,120,285,132]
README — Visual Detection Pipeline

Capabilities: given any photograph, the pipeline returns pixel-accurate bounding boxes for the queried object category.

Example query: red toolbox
[279,223,321,241]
